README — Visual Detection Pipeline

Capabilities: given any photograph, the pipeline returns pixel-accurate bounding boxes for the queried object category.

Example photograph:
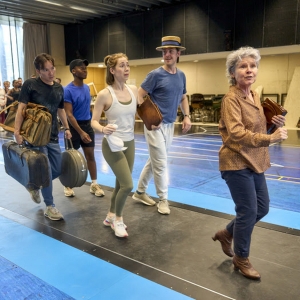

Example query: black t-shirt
[11,89,20,102]
[18,77,64,143]
[7,89,20,107]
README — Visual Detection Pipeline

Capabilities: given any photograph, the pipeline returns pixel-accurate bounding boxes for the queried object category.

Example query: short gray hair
[226,46,261,85]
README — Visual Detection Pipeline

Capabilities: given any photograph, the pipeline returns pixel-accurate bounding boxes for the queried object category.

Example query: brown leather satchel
[262,98,287,134]
[137,94,163,130]
[0,101,52,146]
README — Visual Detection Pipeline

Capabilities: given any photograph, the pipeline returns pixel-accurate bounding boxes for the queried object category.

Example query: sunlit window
[0,16,24,85]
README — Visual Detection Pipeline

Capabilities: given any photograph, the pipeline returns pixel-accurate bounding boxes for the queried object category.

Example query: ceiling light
[36,0,63,6]
[70,6,97,14]
[98,64,104,67]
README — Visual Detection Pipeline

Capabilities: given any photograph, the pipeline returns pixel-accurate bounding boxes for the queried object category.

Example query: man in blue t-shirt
[132,36,192,215]
[63,59,104,198]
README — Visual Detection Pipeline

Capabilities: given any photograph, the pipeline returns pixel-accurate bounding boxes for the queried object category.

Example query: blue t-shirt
[141,66,187,124]
[64,83,91,121]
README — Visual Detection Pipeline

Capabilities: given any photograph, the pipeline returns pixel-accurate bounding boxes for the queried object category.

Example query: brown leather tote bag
[137,94,163,130]
[262,98,287,134]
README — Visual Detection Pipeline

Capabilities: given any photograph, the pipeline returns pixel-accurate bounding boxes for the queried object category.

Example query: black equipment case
[59,139,88,188]
[2,141,50,190]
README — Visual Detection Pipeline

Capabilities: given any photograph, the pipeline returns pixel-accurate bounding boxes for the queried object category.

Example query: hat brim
[156,46,186,51]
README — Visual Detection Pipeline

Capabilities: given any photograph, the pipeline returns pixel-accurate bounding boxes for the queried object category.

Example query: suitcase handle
[6,141,30,166]
[64,137,74,150]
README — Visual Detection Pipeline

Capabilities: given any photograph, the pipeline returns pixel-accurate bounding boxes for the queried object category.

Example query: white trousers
[137,123,174,200]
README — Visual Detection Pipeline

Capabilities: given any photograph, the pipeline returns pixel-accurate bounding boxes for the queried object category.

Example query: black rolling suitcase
[2,141,50,190]
[59,139,88,188]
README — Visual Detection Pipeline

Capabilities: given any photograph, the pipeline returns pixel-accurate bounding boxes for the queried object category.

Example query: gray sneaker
[132,192,156,206]
[27,188,41,204]
[44,206,64,221]
[157,200,170,215]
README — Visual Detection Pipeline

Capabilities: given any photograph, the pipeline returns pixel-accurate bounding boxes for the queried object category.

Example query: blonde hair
[226,46,261,85]
[104,53,128,85]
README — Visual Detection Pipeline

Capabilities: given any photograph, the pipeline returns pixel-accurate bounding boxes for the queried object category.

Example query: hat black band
[161,40,181,47]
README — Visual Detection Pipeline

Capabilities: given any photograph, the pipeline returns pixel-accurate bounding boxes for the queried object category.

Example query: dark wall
[64,0,300,64]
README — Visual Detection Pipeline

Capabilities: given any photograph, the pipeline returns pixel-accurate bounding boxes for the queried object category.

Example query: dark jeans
[221,169,270,257]
[32,143,62,206]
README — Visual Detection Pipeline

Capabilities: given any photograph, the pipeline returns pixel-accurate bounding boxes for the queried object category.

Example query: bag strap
[0,101,19,131]
[64,137,74,150]
[0,101,18,115]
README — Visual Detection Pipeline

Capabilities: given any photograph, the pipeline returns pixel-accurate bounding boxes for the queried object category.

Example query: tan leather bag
[0,101,52,146]
[137,94,163,130]
[262,98,287,134]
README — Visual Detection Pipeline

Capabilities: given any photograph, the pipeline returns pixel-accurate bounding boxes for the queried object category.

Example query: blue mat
[0,256,74,300]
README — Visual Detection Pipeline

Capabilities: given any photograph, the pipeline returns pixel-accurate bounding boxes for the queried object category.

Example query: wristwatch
[184,114,191,118]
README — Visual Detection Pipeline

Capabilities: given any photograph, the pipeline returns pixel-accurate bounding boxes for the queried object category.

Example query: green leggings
[102,138,135,217]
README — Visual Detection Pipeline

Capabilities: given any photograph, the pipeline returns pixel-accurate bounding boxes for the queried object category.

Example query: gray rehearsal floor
[0,166,299,299]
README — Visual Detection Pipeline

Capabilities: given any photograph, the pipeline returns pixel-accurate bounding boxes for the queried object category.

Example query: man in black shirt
[14,53,72,221]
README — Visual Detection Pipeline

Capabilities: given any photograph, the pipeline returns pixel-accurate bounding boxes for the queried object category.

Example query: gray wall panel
[185,1,208,54]
[94,19,109,63]
[64,0,300,64]
[264,0,297,47]
[125,13,144,60]
[108,16,125,54]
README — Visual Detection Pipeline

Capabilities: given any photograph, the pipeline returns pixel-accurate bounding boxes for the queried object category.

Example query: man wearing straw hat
[132,36,191,215]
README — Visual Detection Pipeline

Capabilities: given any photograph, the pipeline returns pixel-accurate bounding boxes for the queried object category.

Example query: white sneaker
[111,220,128,238]
[64,187,75,197]
[90,183,105,197]
[103,215,127,229]
[157,200,170,215]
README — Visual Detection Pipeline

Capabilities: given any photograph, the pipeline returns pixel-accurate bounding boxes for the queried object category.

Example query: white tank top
[105,85,137,141]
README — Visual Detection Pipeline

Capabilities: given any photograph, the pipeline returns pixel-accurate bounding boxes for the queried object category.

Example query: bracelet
[64,128,70,131]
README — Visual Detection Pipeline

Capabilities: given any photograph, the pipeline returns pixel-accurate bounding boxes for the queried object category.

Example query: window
[0,16,24,85]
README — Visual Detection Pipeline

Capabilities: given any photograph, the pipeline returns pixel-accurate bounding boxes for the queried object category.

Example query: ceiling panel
[0,0,174,25]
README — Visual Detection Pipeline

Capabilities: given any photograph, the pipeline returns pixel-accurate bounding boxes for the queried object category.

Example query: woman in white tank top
[91,53,139,238]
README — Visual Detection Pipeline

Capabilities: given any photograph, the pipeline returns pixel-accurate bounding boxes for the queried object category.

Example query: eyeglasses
[40,67,56,73]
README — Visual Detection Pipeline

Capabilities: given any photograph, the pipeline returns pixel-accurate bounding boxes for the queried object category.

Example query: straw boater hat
[156,36,186,51]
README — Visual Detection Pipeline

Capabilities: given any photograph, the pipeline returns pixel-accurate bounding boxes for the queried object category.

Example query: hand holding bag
[137,94,163,130]
[262,98,287,134]
[0,101,52,146]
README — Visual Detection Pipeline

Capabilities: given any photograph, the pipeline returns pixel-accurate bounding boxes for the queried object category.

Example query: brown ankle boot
[212,229,234,257]
[232,255,261,280]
